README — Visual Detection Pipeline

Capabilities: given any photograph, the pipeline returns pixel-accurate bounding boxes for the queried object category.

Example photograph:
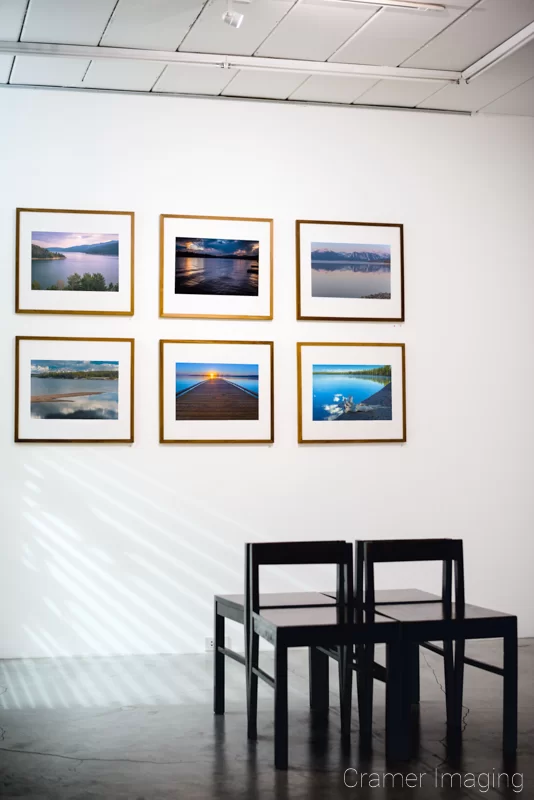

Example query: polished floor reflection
[0,641,532,798]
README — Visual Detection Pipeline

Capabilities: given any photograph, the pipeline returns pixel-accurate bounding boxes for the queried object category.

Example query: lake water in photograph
[176,375,258,395]
[312,264,390,299]
[313,373,390,421]
[32,253,119,290]
[175,256,259,296]
[31,376,118,420]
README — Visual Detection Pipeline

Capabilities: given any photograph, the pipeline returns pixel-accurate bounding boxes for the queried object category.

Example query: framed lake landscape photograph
[16,208,134,315]
[160,340,274,443]
[160,214,273,319]
[15,337,134,443]
[297,342,406,444]
[296,220,404,322]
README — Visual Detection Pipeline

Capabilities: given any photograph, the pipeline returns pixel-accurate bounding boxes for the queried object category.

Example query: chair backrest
[246,540,353,622]
[356,538,465,618]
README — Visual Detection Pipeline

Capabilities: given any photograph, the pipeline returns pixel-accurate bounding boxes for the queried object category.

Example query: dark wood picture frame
[296,219,404,322]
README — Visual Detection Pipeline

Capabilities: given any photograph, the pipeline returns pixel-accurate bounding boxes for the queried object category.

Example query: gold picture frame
[15,336,135,443]
[160,339,274,444]
[296,219,404,322]
[16,207,135,315]
[159,214,273,320]
[297,342,406,444]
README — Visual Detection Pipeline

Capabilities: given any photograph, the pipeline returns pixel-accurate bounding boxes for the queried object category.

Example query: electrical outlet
[205,637,232,652]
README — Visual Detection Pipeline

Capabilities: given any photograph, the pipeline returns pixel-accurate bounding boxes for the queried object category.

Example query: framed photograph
[297,342,406,444]
[296,220,404,321]
[160,214,273,319]
[160,340,274,443]
[15,336,134,443]
[16,208,134,315]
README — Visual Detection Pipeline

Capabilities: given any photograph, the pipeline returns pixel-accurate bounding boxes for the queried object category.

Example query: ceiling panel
[418,39,534,111]
[10,54,90,86]
[82,58,166,91]
[100,0,206,51]
[152,63,237,94]
[221,69,307,99]
[21,0,117,46]
[331,1,474,67]
[0,54,14,83]
[289,74,377,103]
[180,0,294,56]
[256,0,376,61]
[480,76,534,115]
[355,78,447,107]
[405,0,534,71]
[0,0,28,40]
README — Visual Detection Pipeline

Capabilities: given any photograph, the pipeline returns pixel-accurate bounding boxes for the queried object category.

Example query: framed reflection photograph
[296,220,404,321]
[160,339,274,443]
[297,342,406,444]
[16,208,134,315]
[160,214,273,319]
[15,336,134,443]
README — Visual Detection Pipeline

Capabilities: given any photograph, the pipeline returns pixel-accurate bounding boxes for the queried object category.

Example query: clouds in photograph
[32,232,117,249]
[31,360,118,375]
[175,238,259,257]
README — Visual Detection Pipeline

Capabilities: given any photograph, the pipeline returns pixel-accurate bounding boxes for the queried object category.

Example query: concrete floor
[0,641,533,799]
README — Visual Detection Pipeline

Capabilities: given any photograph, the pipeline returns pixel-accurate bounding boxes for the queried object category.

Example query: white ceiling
[0,0,533,116]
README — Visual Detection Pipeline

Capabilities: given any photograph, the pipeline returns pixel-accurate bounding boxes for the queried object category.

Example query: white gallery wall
[0,87,533,659]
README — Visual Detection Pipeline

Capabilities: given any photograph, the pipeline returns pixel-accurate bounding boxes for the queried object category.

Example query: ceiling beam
[0,80,473,115]
[0,41,461,83]
[461,21,534,83]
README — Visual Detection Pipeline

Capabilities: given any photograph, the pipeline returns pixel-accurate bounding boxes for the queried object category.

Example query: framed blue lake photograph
[296,220,404,322]
[160,214,273,320]
[16,208,134,315]
[297,342,406,443]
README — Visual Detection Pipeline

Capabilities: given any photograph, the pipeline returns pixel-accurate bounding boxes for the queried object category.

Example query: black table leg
[247,623,259,740]
[214,602,225,715]
[408,643,420,705]
[443,638,455,731]
[358,643,374,752]
[309,647,329,712]
[453,638,465,735]
[274,643,289,770]
[503,620,518,756]
[386,640,409,762]
[339,644,352,738]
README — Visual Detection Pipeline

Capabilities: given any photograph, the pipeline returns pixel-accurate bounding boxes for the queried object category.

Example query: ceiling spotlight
[222,10,244,28]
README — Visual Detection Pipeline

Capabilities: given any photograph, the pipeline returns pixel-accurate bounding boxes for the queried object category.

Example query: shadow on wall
[1,448,326,708]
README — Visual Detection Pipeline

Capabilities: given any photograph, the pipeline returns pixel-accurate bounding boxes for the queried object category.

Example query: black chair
[214,544,338,716]
[246,541,354,769]
[356,538,465,750]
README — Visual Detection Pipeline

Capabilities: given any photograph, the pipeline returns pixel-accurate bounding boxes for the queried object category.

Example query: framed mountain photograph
[160,214,273,319]
[296,220,404,322]
[15,336,134,443]
[297,342,406,443]
[16,208,134,315]
[160,339,274,443]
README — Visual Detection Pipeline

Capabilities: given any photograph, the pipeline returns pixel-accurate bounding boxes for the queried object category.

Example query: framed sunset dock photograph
[160,214,273,319]
[296,220,404,321]
[160,340,274,443]
[16,208,134,315]
[15,336,134,443]
[297,342,406,443]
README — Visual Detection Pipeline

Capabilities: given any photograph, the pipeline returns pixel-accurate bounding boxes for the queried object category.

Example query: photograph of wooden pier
[175,363,259,421]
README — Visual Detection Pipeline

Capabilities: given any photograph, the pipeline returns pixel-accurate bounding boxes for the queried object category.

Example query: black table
[214,589,517,766]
